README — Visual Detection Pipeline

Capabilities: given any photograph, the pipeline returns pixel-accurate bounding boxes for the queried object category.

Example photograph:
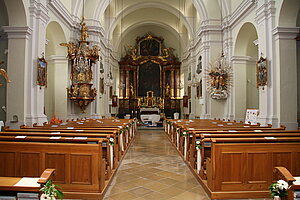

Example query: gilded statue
[129,84,135,97]
[165,84,171,97]
[128,45,140,61]
[80,17,89,42]
[0,61,11,87]
[60,42,77,56]
[158,47,174,62]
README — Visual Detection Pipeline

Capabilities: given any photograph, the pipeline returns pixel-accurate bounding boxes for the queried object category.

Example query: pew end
[37,168,56,185]
[274,167,300,200]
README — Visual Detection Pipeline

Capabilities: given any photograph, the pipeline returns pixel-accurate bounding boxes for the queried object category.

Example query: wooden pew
[203,137,300,199]
[0,139,109,199]
[0,168,55,194]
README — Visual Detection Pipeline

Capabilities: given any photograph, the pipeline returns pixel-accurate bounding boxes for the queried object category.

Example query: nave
[103,129,268,200]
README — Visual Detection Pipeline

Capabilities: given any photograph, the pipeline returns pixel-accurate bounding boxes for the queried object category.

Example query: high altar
[118,33,181,119]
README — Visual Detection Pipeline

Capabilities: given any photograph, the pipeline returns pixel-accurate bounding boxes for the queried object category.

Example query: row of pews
[164,119,300,199]
[0,118,137,199]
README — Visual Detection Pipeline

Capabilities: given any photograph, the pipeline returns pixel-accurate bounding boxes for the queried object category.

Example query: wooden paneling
[45,153,66,183]
[247,152,269,183]
[70,154,92,185]
[20,152,40,177]
[221,152,243,183]
[0,152,15,176]
[272,152,292,180]
[293,152,300,176]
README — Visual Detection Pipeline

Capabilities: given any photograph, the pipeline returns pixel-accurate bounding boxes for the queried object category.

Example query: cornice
[273,27,300,40]
[3,26,33,40]
[231,55,256,64]
[48,0,73,29]
[229,0,256,28]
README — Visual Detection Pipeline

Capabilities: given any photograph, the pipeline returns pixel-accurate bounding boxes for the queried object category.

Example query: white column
[4,26,32,128]
[25,0,49,125]
[46,55,68,121]
[255,0,279,127]
[273,27,299,130]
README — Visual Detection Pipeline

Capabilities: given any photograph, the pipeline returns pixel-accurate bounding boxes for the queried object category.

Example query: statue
[80,18,89,42]
[165,84,171,97]
[129,84,135,98]
[0,61,11,87]
[128,45,140,61]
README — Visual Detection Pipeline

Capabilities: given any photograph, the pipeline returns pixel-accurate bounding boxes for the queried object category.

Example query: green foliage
[40,180,64,200]
[269,182,288,197]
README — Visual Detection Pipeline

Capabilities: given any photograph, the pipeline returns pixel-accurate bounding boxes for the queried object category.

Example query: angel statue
[0,61,11,87]
[80,17,89,42]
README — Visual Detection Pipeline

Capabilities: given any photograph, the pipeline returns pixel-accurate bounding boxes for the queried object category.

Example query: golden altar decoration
[60,18,99,113]
[137,91,164,109]
[206,54,232,100]
[0,61,11,87]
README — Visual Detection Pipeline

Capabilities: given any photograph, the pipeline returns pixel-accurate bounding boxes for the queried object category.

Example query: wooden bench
[0,137,110,199]
[0,168,55,193]
[203,137,300,199]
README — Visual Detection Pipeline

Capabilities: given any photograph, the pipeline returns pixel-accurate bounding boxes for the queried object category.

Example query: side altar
[118,33,181,119]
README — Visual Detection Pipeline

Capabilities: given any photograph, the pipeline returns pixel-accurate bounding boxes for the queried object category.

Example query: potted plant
[269,179,289,200]
[40,180,63,200]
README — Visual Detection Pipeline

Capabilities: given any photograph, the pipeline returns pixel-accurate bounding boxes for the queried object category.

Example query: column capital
[3,26,32,39]
[273,27,299,41]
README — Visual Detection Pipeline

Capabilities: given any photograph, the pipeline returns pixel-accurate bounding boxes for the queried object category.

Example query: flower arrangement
[181,131,188,137]
[196,140,202,150]
[40,180,63,200]
[269,179,289,198]
[109,138,114,145]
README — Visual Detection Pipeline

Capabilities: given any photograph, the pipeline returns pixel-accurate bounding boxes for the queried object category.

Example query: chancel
[0,0,300,200]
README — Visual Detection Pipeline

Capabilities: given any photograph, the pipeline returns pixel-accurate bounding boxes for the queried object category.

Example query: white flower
[277,180,288,190]
[196,141,201,145]
[109,138,114,142]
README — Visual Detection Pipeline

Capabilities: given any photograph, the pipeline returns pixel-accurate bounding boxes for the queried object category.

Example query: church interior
[0,0,300,199]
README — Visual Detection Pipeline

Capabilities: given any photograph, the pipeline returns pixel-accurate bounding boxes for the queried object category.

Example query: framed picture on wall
[112,95,118,107]
[99,78,104,94]
[37,57,47,87]
[183,95,188,108]
[256,56,268,87]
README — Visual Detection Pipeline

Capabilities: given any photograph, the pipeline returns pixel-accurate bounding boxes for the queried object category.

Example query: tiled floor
[103,129,270,200]
[104,129,210,200]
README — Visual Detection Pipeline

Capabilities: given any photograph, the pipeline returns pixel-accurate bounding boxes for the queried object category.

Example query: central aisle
[104,129,210,200]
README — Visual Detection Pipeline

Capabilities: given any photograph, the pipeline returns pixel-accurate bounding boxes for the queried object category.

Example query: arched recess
[233,22,259,121]
[0,0,8,122]
[45,21,68,121]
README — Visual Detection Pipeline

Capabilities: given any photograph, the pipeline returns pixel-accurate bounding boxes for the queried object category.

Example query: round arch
[107,2,193,40]
[46,21,67,55]
[278,0,300,27]
[45,21,68,121]
[234,22,258,57]
[3,0,27,26]
[233,22,259,120]
[115,20,181,54]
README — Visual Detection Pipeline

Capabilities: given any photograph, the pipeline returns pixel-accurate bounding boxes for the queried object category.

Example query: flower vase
[40,194,56,200]
[273,196,281,200]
